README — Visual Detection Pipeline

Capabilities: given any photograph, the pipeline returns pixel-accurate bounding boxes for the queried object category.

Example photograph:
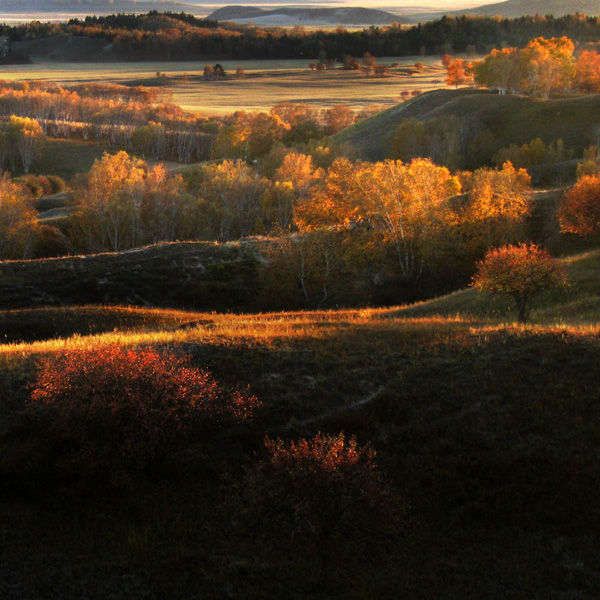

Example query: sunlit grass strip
[0,306,595,358]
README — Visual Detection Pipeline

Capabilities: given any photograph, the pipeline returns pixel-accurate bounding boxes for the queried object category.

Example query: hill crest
[208,5,409,26]
[448,0,600,18]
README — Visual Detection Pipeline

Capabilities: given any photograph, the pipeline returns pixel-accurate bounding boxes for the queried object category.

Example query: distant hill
[446,0,600,18]
[0,0,197,15]
[333,88,600,164]
[208,6,410,26]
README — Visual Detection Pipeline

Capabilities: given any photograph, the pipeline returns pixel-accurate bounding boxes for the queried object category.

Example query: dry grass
[0,58,449,114]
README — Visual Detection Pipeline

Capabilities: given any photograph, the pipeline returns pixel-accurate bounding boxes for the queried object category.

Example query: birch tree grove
[69,152,195,253]
[296,158,461,282]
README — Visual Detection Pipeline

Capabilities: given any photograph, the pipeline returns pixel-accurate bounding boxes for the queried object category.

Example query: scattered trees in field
[471,243,569,322]
[0,81,217,164]
[558,174,600,237]
[242,433,405,584]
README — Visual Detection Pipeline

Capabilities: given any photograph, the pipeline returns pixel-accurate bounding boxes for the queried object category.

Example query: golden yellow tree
[296,158,460,282]
[459,161,531,251]
[0,173,38,258]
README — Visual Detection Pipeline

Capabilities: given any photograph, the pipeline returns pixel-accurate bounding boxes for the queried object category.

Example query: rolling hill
[334,88,600,163]
[207,6,409,26]
[448,0,600,18]
[0,0,197,14]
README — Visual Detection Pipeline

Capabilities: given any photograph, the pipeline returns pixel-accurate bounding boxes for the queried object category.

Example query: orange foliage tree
[558,174,600,237]
[574,50,600,93]
[459,161,532,250]
[471,243,569,322]
[0,173,38,258]
[242,433,406,584]
[296,158,461,282]
[446,58,468,87]
[473,37,575,97]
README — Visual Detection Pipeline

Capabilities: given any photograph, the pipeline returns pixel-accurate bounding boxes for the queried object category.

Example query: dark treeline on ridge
[5,12,600,60]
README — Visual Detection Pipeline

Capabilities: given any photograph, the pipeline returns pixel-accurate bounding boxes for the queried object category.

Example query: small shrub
[241,433,406,584]
[46,174,67,194]
[23,346,259,483]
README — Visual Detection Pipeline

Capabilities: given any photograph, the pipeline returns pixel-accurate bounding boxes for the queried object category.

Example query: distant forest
[4,11,600,60]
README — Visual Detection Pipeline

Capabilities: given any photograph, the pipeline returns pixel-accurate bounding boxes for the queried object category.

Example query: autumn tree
[6,116,45,173]
[574,50,600,93]
[26,346,259,482]
[212,111,289,161]
[324,104,356,135]
[195,160,270,241]
[446,58,467,87]
[558,174,600,237]
[297,158,461,283]
[270,102,322,144]
[459,161,531,251]
[473,47,521,94]
[473,37,575,97]
[0,173,38,258]
[472,243,569,322]
[263,152,324,230]
[70,152,194,252]
[241,433,406,584]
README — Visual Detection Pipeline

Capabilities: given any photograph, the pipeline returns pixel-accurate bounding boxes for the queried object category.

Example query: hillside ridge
[208,5,409,26]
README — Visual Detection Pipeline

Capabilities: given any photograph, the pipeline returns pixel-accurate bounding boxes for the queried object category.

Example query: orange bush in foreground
[28,346,259,478]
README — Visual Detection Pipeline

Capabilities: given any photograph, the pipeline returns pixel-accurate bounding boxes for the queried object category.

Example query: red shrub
[28,346,259,478]
[243,433,406,582]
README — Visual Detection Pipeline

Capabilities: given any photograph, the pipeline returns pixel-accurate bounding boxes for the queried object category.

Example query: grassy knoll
[0,240,263,311]
[334,88,600,162]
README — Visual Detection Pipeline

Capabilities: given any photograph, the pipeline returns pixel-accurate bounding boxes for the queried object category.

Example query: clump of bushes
[13,173,67,198]
[2,346,259,487]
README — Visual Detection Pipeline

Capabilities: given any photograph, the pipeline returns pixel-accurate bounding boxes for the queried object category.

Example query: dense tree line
[6,12,600,60]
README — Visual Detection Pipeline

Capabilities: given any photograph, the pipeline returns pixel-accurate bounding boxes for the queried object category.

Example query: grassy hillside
[457,0,600,18]
[335,88,600,163]
[0,240,264,311]
[30,139,107,181]
[1,284,600,597]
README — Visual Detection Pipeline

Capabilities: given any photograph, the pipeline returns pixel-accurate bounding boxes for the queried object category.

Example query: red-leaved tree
[471,243,569,322]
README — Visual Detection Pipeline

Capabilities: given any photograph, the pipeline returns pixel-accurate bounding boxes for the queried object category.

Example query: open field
[0,57,449,113]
